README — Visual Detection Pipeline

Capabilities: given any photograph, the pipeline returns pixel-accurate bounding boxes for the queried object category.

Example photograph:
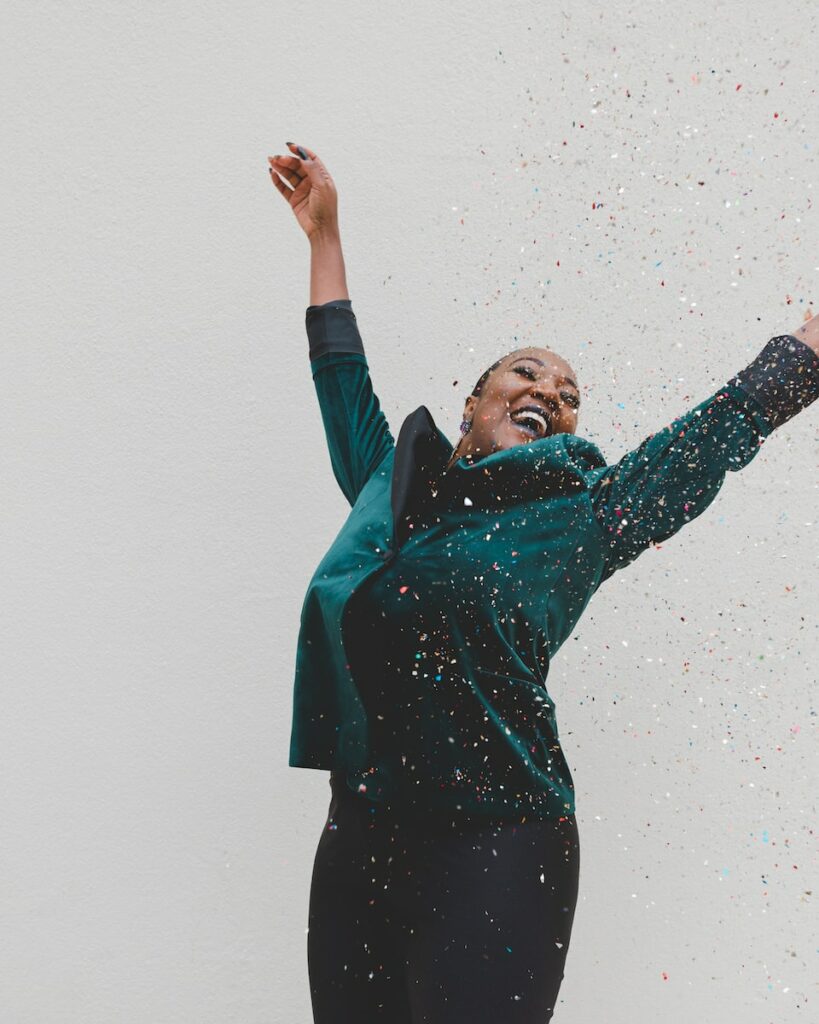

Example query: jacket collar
[391,405,453,548]
[390,404,606,548]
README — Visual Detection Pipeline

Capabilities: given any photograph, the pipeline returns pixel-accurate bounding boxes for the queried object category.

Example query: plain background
[2,1,816,1021]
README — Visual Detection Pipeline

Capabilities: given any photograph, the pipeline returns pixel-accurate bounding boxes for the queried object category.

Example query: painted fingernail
[295,145,308,159]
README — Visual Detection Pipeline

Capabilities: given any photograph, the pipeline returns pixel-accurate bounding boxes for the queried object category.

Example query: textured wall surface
[2,1,816,1021]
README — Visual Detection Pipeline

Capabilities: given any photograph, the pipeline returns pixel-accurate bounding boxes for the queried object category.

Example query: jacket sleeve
[307,298,395,507]
[586,334,819,584]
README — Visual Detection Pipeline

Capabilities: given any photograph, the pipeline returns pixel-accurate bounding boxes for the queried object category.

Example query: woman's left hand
[790,308,819,356]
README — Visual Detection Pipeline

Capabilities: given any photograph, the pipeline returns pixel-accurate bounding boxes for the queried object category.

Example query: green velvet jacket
[289,299,818,823]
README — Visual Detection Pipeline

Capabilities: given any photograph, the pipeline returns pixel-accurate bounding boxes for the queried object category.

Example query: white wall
[2,1,816,1021]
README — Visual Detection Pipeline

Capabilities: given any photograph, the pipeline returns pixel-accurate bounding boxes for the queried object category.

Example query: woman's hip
[309,774,580,1022]
[315,771,580,912]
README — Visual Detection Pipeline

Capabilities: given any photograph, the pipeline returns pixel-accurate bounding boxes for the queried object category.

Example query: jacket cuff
[305,299,364,361]
[727,334,819,430]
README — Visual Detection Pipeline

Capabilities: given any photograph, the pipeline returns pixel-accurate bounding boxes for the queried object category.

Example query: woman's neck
[444,445,478,474]
[444,448,463,473]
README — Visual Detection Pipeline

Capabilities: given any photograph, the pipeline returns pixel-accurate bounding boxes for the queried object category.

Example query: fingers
[285,142,331,181]
[268,154,303,187]
[268,166,296,201]
[267,143,326,200]
[268,154,302,173]
[287,141,315,160]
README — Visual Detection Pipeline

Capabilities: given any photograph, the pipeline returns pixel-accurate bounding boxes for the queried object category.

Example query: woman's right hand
[267,142,339,241]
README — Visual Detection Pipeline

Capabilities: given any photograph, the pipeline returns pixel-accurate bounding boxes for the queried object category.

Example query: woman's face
[457,347,581,463]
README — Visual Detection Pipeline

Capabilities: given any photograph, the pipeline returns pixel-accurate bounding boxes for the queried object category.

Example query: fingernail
[295,145,308,159]
[285,141,293,146]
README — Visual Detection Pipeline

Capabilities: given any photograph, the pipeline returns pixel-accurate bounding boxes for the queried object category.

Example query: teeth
[510,409,548,436]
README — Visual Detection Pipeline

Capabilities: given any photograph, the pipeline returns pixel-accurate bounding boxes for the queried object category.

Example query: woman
[268,143,818,1023]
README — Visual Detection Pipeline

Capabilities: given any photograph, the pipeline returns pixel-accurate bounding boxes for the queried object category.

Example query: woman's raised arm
[268,143,394,507]
[585,318,819,585]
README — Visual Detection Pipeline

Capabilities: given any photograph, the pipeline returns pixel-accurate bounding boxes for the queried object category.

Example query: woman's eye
[513,367,580,409]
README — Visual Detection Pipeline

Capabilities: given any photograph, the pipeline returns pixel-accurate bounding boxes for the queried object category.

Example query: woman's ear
[463,394,478,421]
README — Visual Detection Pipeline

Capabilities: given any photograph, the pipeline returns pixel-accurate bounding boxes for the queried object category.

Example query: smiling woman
[444,347,583,471]
[269,142,819,1024]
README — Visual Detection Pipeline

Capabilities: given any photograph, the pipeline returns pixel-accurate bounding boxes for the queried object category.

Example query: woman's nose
[529,383,560,413]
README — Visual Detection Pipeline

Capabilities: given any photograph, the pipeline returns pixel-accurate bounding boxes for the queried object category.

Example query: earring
[460,419,471,434]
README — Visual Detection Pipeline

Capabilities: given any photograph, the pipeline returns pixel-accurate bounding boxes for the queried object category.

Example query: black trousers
[307,773,580,1023]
